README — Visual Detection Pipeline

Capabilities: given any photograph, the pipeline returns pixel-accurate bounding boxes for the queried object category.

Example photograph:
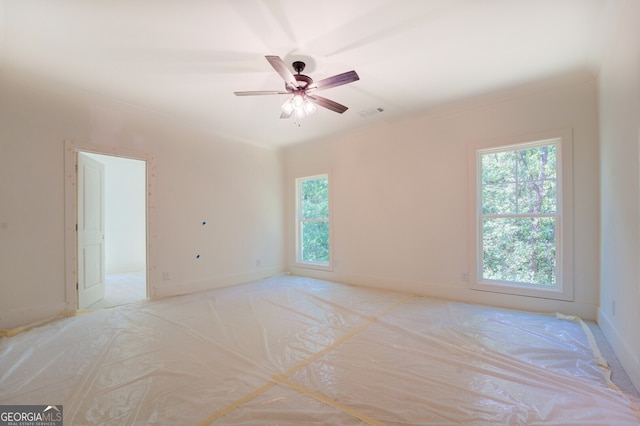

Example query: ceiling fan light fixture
[281,98,294,115]
[294,107,306,119]
[282,94,316,119]
[292,94,304,109]
[303,99,316,115]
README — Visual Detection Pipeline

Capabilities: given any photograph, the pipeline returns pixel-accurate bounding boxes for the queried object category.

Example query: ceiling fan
[234,55,359,119]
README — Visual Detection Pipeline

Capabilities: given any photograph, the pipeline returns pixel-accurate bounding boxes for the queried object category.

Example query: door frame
[64,139,155,310]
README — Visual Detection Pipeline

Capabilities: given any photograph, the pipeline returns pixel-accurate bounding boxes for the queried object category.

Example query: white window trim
[294,173,333,271]
[468,129,574,301]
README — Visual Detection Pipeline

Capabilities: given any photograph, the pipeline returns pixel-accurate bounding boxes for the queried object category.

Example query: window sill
[292,261,333,272]
[469,279,573,301]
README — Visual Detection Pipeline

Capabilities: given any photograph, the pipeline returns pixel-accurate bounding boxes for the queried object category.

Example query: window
[296,174,330,268]
[471,134,573,300]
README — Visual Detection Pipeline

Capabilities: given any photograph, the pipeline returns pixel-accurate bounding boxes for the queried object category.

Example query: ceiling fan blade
[234,90,289,96]
[308,70,359,91]
[280,110,293,119]
[307,94,349,114]
[265,55,299,90]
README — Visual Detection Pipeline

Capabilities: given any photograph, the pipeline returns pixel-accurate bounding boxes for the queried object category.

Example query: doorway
[77,151,147,309]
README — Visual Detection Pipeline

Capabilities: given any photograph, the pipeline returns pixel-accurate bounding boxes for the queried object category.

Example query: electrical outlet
[163,272,170,281]
[461,272,468,282]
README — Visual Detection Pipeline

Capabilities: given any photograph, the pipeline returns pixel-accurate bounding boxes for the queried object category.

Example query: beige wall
[598,0,640,393]
[0,71,285,329]
[286,75,600,320]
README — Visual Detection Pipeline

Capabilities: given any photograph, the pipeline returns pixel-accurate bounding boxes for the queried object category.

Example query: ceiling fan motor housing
[292,61,306,73]
[290,61,313,90]
[292,74,313,90]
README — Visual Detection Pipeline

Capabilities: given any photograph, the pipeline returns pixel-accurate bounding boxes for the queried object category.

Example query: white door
[77,152,106,309]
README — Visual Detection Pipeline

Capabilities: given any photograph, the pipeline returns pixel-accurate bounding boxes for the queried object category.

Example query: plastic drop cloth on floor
[1,275,638,425]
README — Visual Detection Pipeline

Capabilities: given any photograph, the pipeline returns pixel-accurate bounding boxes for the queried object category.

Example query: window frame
[469,130,574,301]
[294,173,332,271]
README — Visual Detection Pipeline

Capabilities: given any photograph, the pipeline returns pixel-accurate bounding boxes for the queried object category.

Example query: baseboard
[0,301,70,331]
[0,269,286,331]
[288,269,597,319]
[597,307,640,393]
[154,267,285,299]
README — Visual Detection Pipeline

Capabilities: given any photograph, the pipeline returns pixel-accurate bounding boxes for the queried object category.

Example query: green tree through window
[479,142,558,286]
[297,175,329,265]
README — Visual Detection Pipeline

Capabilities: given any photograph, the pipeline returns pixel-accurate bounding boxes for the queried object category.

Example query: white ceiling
[0,0,620,148]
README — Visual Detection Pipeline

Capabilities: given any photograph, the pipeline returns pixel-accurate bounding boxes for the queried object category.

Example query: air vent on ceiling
[359,107,384,118]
